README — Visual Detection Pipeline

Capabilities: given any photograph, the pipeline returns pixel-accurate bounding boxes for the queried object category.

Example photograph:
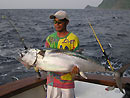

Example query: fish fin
[79,72,87,79]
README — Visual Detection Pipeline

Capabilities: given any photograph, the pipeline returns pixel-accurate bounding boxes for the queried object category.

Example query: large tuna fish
[18,48,130,93]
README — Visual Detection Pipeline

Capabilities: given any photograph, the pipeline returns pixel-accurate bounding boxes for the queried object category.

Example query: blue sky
[0,0,103,9]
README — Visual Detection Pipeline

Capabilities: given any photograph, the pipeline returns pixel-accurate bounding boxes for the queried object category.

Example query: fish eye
[25,51,28,53]
[23,50,28,54]
[19,53,24,57]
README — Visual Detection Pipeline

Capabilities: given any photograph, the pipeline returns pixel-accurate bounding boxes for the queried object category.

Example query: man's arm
[71,35,80,74]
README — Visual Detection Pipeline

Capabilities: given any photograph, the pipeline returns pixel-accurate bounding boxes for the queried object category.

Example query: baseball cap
[50,10,69,20]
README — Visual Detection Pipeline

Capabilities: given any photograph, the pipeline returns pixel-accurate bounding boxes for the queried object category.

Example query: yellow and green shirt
[45,32,79,88]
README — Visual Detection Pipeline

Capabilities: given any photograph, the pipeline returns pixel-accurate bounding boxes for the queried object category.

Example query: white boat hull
[75,81,124,98]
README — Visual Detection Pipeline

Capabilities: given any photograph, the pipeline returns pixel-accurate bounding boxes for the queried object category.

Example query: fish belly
[36,56,74,72]
[72,57,106,72]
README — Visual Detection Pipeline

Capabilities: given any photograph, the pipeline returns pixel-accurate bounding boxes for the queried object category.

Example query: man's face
[54,18,68,32]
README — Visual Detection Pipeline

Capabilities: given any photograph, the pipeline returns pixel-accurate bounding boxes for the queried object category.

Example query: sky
[0,0,103,9]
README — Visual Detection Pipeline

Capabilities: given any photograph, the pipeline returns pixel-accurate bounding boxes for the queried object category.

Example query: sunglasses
[54,20,64,24]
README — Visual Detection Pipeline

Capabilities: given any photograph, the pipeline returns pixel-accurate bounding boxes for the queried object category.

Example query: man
[45,10,79,98]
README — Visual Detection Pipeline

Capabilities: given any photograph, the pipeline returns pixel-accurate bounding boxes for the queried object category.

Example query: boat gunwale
[0,75,47,98]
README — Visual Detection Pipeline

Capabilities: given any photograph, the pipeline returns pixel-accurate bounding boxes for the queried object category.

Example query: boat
[0,73,130,98]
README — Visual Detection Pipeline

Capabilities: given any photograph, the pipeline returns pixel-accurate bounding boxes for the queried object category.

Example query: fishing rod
[2,15,28,49]
[2,15,41,78]
[87,18,114,71]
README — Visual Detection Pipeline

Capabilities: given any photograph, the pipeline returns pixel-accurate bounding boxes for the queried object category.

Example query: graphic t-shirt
[45,32,79,88]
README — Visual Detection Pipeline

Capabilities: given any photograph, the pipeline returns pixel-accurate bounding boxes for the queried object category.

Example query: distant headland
[85,0,130,9]
[98,0,130,9]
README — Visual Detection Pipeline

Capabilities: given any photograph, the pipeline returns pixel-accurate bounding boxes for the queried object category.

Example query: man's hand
[71,66,79,74]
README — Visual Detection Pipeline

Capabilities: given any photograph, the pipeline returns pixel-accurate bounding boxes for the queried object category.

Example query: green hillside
[98,0,130,9]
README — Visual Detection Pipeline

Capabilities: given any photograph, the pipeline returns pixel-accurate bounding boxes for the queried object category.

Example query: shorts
[47,85,75,98]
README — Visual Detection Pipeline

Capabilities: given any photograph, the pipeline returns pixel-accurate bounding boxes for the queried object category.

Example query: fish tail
[114,64,130,93]
[114,72,124,93]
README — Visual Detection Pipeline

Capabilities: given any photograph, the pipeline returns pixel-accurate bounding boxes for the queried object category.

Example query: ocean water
[0,8,130,85]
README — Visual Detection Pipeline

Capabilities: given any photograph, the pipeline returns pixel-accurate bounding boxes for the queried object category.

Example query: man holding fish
[45,10,79,98]
[18,9,129,98]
